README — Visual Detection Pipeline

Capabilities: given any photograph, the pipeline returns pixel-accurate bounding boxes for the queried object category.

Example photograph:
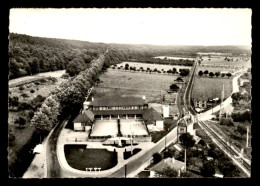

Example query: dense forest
[9,33,251,79]
[8,33,107,79]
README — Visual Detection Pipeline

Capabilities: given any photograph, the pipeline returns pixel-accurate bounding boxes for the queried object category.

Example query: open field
[192,77,233,100]
[118,62,191,72]
[200,56,251,68]
[64,146,117,171]
[94,68,183,104]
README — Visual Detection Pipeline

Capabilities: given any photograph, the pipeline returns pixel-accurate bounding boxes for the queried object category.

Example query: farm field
[93,68,183,104]
[118,62,191,72]
[200,56,251,68]
[192,77,233,101]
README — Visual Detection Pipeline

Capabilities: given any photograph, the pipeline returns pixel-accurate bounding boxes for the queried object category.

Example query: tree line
[30,54,105,142]
[198,70,232,78]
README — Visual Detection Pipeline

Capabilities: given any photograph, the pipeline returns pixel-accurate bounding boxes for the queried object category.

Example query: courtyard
[90,120,118,137]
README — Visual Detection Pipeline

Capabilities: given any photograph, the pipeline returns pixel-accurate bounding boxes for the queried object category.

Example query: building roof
[150,158,185,172]
[93,109,144,116]
[90,96,147,107]
[82,109,95,122]
[73,113,93,124]
[177,113,194,127]
[143,108,163,122]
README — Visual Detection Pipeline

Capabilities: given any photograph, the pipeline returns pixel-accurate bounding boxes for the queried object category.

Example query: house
[177,112,195,142]
[149,157,185,177]
[143,108,164,131]
[192,95,208,109]
[73,109,95,131]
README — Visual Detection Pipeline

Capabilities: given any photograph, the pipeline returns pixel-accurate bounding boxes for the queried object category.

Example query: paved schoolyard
[90,120,118,137]
[120,119,148,136]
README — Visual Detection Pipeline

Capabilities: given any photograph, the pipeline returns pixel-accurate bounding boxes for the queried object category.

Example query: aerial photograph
[8,8,252,178]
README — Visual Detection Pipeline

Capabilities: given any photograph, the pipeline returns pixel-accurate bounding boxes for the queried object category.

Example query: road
[108,128,177,177]
[183,62,251,177]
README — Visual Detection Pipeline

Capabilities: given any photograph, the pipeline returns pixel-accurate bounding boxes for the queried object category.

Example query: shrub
[236,125,247,135]
[219,118,234,126]
[153,153,162,163]
[34,82,40,85]
[21,93,29,98]
[30,89,35,93]
[18,86,24,91]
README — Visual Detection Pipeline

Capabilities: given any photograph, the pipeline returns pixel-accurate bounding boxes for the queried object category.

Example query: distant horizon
[9,8,252,46]
[10,32,252,48]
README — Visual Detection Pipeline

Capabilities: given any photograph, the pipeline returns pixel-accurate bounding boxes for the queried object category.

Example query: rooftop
[150,157,185,172]
[177,113,194,127]
[73,110,94,124]
[90,96,147,107]
[143,108,163,122]
[93,109,144,116]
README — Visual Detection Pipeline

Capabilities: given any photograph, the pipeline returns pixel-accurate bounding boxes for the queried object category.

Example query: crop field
[200,56,251,68]
[118,62,191,72]
[192,77,233,100]
[93,68,183,104]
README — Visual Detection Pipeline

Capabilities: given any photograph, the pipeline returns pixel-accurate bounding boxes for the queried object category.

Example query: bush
[34,82,40,85]
[236,125,247,135]
[17,102,33,111]
[219,118,234,126]
[153,153,162,163]
[18,86,24,91]
[27,110,35,119]
[30,89,35,93]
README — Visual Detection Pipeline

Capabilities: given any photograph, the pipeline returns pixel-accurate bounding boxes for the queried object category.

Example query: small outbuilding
[143,108,164,131]
[73,109,94,131]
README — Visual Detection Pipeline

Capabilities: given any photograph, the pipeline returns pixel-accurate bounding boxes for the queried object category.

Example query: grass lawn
[192,76,233,100]
[64,146,118,171]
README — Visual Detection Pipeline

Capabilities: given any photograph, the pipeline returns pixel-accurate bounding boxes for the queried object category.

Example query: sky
[9,8,252,46]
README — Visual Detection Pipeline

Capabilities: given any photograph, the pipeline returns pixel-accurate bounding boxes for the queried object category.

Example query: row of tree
[198,70,232,78]
[30,54,105,140]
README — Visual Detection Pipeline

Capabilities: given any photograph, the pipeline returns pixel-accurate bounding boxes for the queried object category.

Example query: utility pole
[219,84,224,121]
[165,135,167,151]
[246,126,249,148]
[125,164,127,178]
[184,149,187,172]
[130,123,133,155]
